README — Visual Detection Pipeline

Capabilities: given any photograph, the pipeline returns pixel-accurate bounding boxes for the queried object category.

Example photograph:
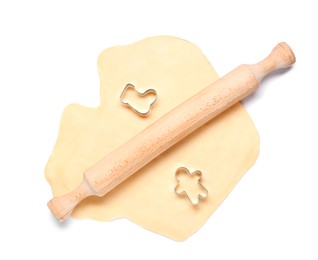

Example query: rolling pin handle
[251,42,296,81]
[47,179,94,222]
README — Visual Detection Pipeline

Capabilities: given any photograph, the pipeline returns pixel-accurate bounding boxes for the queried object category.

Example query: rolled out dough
[45,36,259,241]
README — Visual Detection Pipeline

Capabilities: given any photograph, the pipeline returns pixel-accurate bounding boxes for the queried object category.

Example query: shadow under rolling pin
[48,42,296,222]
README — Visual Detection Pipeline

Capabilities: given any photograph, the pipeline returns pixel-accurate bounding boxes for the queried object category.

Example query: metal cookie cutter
[120,83,157,116]
[174,167,208,205]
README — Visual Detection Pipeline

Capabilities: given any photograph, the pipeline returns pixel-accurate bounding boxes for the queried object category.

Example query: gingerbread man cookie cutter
[174,167,208,205]
[120,83,157,116]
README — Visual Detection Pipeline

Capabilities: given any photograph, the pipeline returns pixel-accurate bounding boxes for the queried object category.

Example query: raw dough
[45,36,259,241]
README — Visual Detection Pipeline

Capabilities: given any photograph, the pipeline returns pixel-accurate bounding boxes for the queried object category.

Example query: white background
[0,0,317,259]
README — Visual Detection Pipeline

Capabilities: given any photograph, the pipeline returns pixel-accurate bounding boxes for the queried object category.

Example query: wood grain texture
[48,42,295,222]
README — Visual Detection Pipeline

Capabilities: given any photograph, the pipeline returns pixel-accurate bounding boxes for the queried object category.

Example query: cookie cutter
[174,167,208,205]
[120,83,157,116]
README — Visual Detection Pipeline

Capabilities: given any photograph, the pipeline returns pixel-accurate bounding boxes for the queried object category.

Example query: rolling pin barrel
[48,42,295,221]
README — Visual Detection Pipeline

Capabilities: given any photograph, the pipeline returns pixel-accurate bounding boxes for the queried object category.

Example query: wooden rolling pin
[48,42,295,221]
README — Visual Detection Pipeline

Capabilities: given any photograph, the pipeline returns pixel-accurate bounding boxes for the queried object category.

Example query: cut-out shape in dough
[120,83,157,116]
[45,36,259,241]
[175,167,208,205]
